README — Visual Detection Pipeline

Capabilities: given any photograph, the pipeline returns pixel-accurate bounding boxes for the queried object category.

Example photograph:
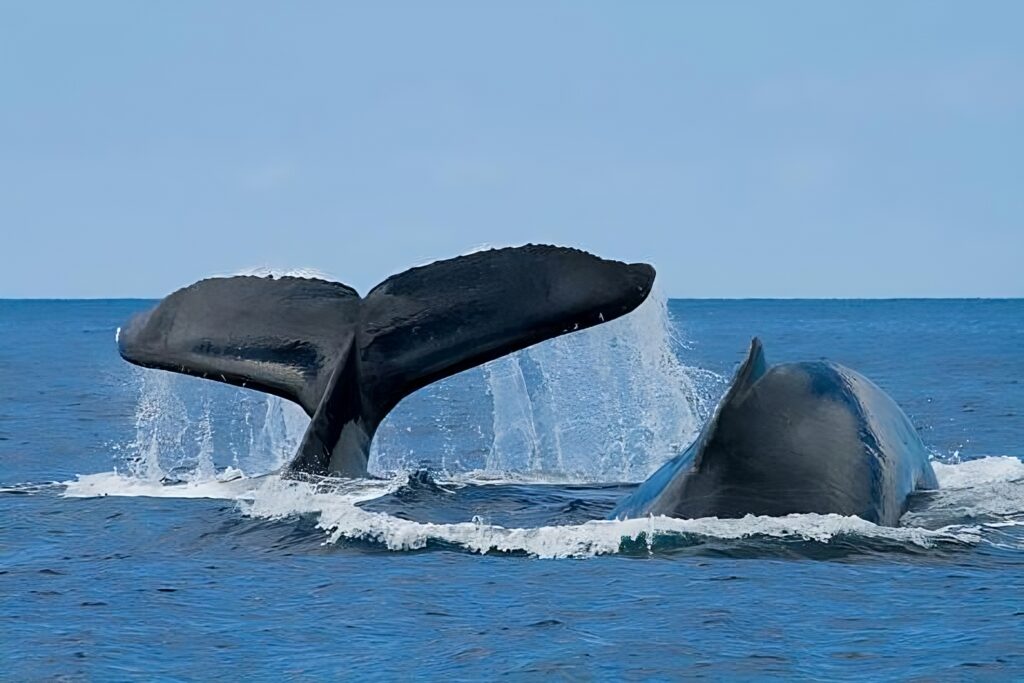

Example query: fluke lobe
[610,338,939,526]
[118,245,655,478]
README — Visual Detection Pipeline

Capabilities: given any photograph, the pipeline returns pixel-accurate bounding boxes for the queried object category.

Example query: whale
[117,245,655,478]
[609,338,939,526]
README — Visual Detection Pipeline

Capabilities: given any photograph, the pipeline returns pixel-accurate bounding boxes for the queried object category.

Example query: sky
[1,2,1021,298]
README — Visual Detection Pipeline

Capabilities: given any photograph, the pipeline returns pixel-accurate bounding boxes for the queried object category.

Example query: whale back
[610,339,937,525]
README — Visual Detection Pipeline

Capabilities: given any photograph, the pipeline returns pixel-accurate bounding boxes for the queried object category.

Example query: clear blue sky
[2,2,1021,298]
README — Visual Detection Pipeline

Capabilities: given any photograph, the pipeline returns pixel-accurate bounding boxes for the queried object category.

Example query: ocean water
[2,297,1022,680]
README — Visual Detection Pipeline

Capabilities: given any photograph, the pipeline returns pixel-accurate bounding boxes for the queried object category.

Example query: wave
[54,455,1023,559]
[933,455,1024,488]
[903,455,1024,528]
[62,467,257,500]
[249,476,983,558]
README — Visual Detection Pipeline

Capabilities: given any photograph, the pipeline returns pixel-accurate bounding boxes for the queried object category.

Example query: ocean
[2,297,1022,680]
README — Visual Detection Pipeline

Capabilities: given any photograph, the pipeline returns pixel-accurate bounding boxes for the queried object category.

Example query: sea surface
[2,297,1022,680]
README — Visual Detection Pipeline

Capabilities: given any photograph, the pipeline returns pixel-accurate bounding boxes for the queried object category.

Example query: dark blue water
[2,298,1023,680]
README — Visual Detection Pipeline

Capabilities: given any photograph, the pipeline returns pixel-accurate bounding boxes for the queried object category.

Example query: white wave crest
[237,475,981,557]
[59,464,1002,558]
[933,455,1024,489]
[63,468,255,500]
[902,456,1024,525]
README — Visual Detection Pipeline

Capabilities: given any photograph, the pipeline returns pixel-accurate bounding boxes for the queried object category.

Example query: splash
[481,291,718,481]
[121,368,308,480]
[250,393,309,472]
[933,455,1024,489]
[370,292,720,480]
[125,369,184,481]
[903,456,1024,527]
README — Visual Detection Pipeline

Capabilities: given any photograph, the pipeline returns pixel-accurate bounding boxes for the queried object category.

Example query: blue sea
[2,297,1023,680]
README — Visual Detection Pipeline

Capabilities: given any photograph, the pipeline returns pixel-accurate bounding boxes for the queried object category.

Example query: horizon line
[2,295,1022,303]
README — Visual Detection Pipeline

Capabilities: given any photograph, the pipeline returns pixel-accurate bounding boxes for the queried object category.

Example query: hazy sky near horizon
[2,2,1021,298]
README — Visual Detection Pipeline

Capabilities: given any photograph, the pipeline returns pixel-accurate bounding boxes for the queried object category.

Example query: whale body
[610,338,938,526]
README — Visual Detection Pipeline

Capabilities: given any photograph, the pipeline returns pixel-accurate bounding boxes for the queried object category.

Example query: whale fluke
[118,245,655,477]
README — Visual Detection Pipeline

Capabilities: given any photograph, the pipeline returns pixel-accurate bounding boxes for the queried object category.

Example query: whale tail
[118,245,655,477]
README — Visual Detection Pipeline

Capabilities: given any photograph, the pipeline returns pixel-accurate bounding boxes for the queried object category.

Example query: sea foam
[60,456,1024,559]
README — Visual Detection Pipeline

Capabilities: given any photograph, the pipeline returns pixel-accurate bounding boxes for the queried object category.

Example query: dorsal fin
[606,338,769,519]
[726,337,767,404]
[689,337,767,469]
